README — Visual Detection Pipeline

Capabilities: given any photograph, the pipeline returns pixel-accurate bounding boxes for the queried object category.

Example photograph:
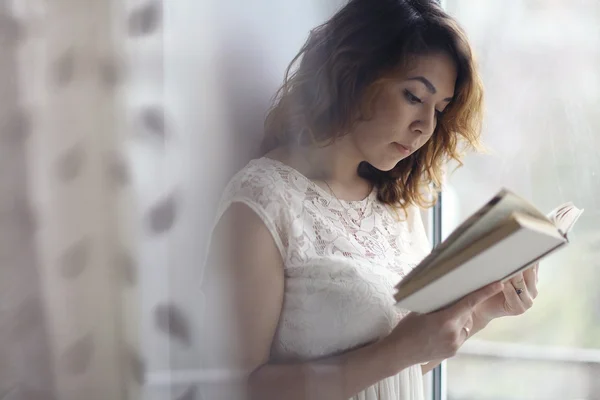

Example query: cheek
[353,118,394,148]
[365,112,407,145]
[351,91,411,149]
[373,94,412,130]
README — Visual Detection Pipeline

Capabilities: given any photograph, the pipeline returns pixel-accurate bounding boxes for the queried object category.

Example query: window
[442,1,600,399]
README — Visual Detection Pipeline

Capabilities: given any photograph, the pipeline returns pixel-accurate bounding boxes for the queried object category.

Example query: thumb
[444,282,503,317]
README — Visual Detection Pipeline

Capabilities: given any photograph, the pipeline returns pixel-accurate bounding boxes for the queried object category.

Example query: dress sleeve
[212,167,290,260]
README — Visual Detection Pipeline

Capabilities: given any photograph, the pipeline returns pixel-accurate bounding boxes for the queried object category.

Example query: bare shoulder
[205,202,284,286]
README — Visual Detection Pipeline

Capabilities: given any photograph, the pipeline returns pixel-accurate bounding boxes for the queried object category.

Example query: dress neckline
[258,156,377,206]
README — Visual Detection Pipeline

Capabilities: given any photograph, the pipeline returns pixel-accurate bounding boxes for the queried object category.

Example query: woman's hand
[379,282,504,370]
[472,263,539,329]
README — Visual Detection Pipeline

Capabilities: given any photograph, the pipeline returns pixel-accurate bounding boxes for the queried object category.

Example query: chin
[366,156,408,172]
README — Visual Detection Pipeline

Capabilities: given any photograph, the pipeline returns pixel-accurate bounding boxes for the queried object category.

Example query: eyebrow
[407,76,453,102]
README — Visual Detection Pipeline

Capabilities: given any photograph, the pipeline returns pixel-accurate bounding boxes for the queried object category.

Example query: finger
[535,263,539,284]
[523,267,538,298]
[518,288,534,309]
[445,282,504,317]
[503,281,525,313]
[507,281,534,311]
[511,272,535,306]
[510,272,526,293]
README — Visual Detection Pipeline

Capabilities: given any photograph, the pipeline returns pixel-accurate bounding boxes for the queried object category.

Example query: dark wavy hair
[261,0,484,211]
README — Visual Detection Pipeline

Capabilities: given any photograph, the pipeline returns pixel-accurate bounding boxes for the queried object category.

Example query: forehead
[398,52,458,95]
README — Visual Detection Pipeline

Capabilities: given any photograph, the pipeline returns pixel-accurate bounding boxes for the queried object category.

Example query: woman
[201,0,539,399]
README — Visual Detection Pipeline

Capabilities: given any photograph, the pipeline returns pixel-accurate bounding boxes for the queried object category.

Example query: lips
[394,142,414,154]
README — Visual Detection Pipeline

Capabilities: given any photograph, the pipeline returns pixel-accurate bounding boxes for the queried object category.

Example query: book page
[547,202,584,236]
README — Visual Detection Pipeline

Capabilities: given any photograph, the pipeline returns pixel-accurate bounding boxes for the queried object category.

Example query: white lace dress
[215,157,432,400]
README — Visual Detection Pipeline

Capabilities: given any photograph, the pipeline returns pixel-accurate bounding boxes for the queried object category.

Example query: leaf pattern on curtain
[60,333,94,375]
[59,238,91,279]
[55,143,85,182]
[154,303,191,346]
[146,192,178,234]
[0,0,209,398]
[128,1,162,37]
[0,0,149,399]
[2,108,32,143]
[52,48,76,87]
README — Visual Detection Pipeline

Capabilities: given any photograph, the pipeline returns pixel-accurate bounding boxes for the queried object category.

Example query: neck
[284,137,373,200]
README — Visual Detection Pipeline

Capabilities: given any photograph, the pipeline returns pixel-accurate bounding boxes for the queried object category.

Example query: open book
[394,189,584,314]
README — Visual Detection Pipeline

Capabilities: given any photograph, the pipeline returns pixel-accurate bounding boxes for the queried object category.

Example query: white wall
[143,0,346,396]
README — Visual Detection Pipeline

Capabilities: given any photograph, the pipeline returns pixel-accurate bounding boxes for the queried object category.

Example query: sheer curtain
[0,0,162,399]
[1,1,357,400]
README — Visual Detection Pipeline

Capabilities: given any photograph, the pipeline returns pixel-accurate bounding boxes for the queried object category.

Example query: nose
[411,107,437,137]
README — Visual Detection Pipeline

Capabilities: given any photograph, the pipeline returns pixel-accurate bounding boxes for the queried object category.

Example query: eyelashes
[403,89,422,104]
[403,89,445,119]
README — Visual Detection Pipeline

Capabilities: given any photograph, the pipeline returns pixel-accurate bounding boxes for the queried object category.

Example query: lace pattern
[215,157,432,400]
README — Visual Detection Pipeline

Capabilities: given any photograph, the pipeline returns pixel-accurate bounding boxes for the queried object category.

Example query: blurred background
[0,1,598,400]
[442,1,600,400]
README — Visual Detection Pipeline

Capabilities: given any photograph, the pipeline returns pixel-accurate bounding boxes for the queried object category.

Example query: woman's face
[350,52,457,171]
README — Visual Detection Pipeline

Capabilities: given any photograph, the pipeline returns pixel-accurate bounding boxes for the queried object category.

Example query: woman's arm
[249,338,406,399]
[202,203,503,399]
[201,203,409,400]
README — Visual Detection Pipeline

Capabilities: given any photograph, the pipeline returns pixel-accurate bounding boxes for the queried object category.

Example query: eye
[403,89,422,104]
